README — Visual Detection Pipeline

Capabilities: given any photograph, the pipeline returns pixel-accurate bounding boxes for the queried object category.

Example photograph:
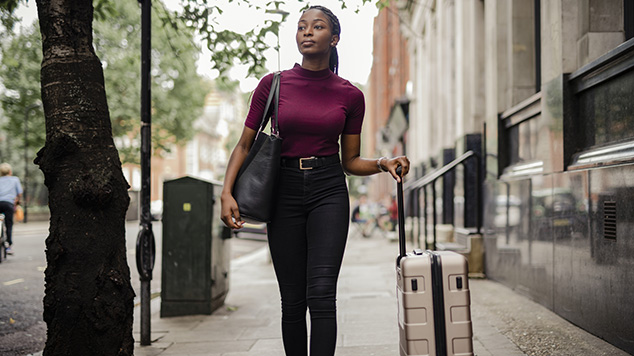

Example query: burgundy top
[244,63,365,158]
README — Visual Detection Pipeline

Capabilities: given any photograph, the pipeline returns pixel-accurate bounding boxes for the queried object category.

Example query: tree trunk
[35,1,135,355]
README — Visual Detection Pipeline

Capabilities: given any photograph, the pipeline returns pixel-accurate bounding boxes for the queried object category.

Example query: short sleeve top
[244,63,365,158]
[0,176,22,204]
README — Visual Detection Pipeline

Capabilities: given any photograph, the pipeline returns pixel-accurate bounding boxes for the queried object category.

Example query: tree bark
[35,1,135,355]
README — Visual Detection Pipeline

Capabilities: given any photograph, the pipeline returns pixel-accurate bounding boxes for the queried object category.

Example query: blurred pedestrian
[351,194,370,223]
[0,163,23,255]
[220,6,410,356]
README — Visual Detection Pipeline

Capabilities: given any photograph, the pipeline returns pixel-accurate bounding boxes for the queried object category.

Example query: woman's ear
[330,34,340,47]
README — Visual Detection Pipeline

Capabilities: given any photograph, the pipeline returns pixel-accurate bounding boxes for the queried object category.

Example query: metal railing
[404,150,482,250]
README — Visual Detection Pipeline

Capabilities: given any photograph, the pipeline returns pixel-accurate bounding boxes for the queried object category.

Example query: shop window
[578,72,634,147]
[507,115,540,166]
[567,39,634,169]
[498,93,542,175]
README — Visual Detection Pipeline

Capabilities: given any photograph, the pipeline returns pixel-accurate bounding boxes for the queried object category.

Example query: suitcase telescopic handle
[396,166,406,263]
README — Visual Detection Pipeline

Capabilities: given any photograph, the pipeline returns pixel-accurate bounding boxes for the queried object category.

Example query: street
[0,223,47,356]
[0,220,629,356]
[0,220,266,356]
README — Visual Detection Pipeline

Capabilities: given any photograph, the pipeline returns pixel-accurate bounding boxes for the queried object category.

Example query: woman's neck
[300,57,330,72]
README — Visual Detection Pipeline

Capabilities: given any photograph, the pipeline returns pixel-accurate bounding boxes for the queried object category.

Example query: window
[626,0,634,40]
[567,39,634,168]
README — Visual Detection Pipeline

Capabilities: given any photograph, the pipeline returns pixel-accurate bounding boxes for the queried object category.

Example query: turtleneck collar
[291,63,333,79]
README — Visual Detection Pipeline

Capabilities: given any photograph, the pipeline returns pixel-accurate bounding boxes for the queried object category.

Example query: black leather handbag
[232,72,282,223]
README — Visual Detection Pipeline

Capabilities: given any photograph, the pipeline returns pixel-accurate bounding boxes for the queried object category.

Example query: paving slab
[134,231,629,356]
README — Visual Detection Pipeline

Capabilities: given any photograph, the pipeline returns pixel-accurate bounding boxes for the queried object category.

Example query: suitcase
[395,167,473,356]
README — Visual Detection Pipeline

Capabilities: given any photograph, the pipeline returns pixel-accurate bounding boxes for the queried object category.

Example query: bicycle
[0,213,7,263]
[351,211,397,239]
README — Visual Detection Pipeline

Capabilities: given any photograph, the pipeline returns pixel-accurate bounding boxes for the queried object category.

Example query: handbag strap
[256,72,281,139]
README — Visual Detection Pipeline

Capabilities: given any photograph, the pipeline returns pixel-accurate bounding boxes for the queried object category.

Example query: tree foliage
[0,0,20,31]
[93,0,208,164]
[2,0,383,84]
[0,21,47,208]
[0,0,209,165]
[0,22,44,144]
[159,0,375,81]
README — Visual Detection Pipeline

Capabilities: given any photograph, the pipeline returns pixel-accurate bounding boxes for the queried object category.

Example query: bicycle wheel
[362,220,375,238]
[0,234,5,263]
[0,218,6,262]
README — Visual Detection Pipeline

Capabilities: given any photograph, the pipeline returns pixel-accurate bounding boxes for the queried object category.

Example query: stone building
[370,0,634,353]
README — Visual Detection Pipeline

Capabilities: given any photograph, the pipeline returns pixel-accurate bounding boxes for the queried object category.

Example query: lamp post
[136,0,155,346]
[23,103,40,224]
[265,8,289,71]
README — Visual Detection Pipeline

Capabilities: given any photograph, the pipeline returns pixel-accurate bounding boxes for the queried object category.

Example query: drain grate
[604,201,617,240]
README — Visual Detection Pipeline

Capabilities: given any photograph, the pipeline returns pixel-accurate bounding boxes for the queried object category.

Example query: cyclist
[0,163,23,255]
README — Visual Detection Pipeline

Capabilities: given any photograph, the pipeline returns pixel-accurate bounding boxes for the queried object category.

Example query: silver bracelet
[377,157,388,172]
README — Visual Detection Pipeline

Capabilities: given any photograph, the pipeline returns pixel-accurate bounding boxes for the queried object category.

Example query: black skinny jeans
[0,201,14,246]
[267,161,350,356]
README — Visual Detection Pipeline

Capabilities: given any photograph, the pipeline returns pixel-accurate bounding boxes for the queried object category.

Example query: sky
[15,0,378,93]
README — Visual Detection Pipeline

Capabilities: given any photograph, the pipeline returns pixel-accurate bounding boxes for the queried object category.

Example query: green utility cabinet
[161,176,231,317]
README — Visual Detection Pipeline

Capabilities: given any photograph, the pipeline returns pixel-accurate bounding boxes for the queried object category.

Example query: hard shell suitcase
[395,168,473,356]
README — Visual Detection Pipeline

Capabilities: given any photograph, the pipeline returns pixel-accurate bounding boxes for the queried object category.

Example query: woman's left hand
[384,156,410,182]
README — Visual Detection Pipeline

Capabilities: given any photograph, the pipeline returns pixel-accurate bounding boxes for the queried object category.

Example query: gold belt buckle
[299,156,316,170]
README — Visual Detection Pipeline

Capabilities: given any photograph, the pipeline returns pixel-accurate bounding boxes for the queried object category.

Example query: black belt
[281,154,340,170]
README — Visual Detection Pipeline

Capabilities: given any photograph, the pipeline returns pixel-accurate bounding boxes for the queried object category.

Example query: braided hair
[306,5,341,74]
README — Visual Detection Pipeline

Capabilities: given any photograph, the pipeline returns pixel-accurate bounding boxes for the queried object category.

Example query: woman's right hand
[220,126,257,229]
[220,191,245,229]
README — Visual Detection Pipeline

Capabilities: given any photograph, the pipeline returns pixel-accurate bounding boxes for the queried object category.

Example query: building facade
[122,83,245,216]
[374,0,634,353]
[367,1,410,202]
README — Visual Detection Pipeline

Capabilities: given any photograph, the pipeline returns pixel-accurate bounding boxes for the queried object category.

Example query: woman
[0,163,23,255]
[221,5,410,355]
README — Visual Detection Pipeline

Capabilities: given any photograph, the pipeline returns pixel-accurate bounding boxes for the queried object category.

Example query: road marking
[37,266,46,272]
[3,278,25,286]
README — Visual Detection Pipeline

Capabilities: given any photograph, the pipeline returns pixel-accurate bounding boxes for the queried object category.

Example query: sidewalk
[133,232,628,356]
